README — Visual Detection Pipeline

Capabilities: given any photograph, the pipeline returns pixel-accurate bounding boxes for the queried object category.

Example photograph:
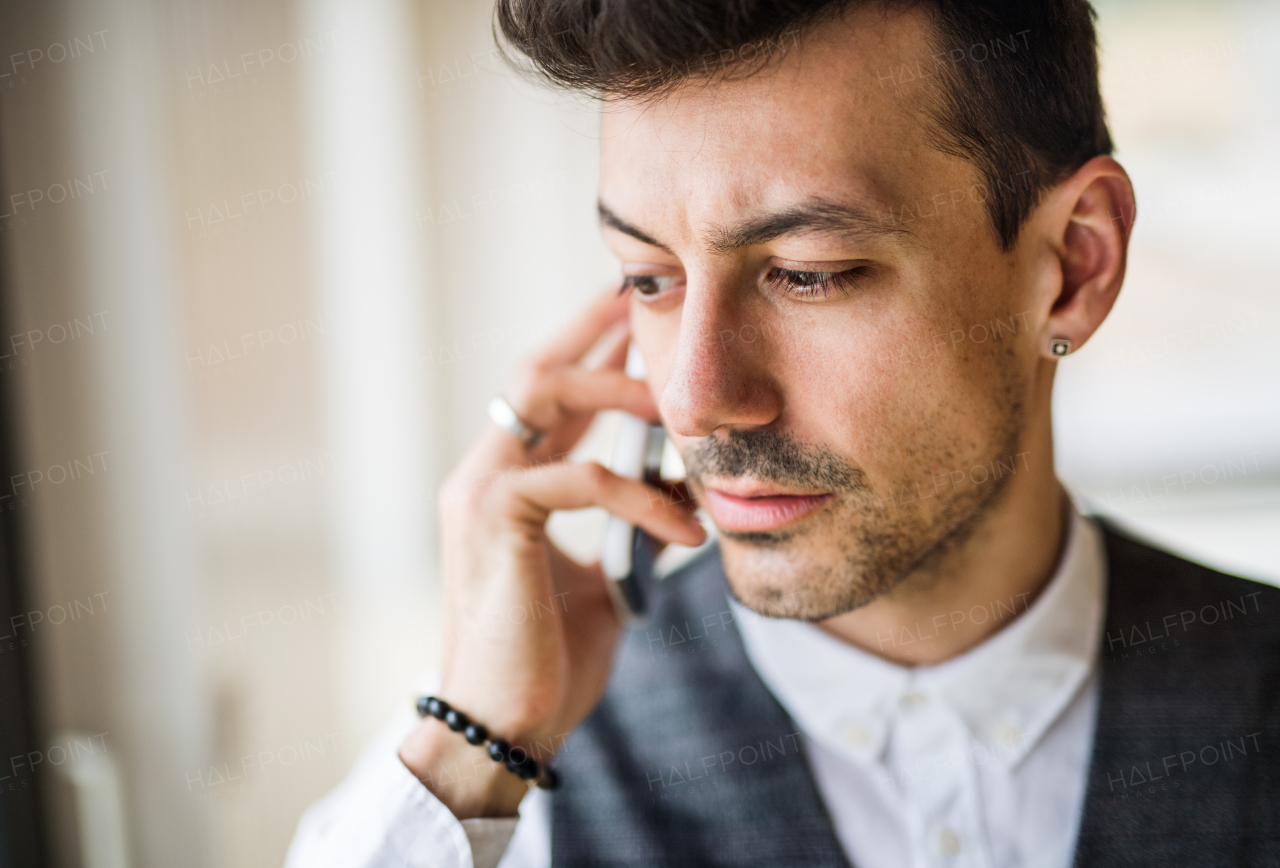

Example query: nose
[658,277,782,438]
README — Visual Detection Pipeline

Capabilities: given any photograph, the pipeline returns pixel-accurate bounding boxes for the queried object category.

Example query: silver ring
[487,395,544,448]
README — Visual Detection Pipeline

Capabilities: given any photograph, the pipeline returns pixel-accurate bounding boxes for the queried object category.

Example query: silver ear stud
[1050,338,1072,357]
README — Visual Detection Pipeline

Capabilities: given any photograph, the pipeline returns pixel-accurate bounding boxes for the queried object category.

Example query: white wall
[1056,0,1280,581]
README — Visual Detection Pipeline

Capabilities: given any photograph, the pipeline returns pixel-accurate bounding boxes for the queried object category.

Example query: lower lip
[704,490,831,533]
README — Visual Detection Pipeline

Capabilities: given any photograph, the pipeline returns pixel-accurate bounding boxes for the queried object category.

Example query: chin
[718,538,894,622]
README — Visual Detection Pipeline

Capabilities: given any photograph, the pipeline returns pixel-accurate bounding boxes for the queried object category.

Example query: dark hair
[493,0,1113,250]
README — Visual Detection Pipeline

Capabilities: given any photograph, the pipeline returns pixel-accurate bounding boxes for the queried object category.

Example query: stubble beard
[686,408,1026,622]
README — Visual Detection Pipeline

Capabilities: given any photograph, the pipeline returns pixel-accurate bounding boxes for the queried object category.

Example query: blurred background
[0,0,1274,865]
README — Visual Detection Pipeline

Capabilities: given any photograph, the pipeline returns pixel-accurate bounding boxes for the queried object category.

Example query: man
[286,1,1280,865]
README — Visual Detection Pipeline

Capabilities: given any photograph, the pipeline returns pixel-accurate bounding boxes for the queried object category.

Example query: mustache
[683,429,865,492]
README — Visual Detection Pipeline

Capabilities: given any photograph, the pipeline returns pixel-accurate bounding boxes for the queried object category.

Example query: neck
[818,453,1068,666]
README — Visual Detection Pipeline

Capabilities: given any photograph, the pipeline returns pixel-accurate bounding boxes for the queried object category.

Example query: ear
[1033,155,1136,359]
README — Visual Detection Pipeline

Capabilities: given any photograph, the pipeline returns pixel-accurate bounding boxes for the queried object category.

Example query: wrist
[399,716,529,819]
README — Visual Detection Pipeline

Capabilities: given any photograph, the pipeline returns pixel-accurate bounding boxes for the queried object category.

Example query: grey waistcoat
[550,524,1280,866]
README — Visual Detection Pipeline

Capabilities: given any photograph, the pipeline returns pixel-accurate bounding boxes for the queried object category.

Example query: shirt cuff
[284,707,486,868]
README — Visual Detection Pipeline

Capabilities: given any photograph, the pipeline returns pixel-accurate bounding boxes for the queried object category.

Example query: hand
[398,290,705,818]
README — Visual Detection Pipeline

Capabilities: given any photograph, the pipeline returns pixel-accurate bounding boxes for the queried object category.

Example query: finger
[538,289,629,366]
[548,368,659,421]
[510,462,706,548]
[589,321,631,372]
[654,480,696,513]
[509,365,659,434]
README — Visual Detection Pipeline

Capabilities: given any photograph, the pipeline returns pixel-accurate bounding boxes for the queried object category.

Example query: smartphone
[601,343,666,621]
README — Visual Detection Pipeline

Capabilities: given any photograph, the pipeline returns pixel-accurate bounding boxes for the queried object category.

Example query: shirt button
[995,723,1023,747]
[900,690,927,708]
[841,725,870,747]
[938,828,961,856]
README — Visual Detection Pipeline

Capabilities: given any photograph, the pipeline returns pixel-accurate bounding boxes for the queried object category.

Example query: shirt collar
[732,505,1106,772]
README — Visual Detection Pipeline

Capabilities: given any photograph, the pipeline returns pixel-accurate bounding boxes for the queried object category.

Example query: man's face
[599,7,1045,620]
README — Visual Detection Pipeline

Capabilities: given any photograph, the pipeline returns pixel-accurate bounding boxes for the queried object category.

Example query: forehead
[598,6,956,234]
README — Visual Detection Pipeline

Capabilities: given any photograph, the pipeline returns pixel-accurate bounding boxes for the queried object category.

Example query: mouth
[702,483,833,533]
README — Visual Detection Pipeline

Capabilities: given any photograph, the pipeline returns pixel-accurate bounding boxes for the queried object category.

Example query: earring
[1050,338,1072,357]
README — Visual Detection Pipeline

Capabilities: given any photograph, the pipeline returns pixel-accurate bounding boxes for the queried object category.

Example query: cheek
[778,299,1013,478]
[780,327,923,461]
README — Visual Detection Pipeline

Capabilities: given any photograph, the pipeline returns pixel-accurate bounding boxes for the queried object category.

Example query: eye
[764,266,868,299]
[620,274,682,297]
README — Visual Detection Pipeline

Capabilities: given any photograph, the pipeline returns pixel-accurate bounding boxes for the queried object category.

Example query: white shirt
[285,509,1105,868]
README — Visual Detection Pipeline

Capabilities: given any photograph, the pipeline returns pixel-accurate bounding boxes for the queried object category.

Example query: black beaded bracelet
[416,695,559,790]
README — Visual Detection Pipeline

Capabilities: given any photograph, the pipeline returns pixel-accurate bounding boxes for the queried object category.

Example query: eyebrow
[598,199,910,255]
[598,203,674,253]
